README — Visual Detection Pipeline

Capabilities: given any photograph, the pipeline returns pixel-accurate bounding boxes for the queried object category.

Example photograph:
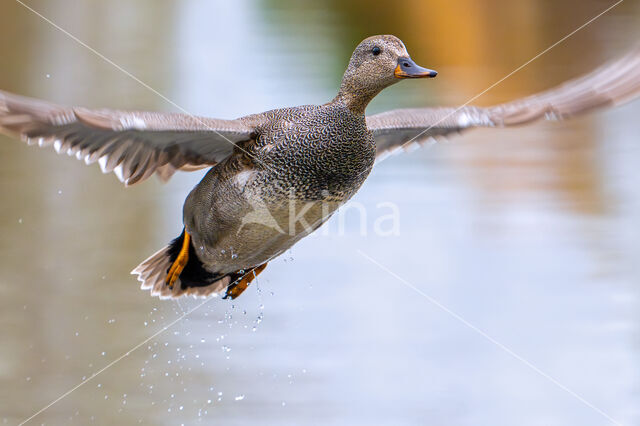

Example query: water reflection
[0,1,639,425]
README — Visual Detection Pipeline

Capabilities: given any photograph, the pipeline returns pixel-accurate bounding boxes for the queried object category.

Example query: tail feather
[131,244,179,298]
[131,231,264,299]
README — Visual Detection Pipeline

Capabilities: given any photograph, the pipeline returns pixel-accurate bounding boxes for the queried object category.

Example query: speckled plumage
[183,102,375,278]
[2,35,640,299]
[172,36,414,297]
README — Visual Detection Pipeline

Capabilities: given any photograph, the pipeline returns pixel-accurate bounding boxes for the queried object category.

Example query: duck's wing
[368,47,640,159]
[0,90,255,185]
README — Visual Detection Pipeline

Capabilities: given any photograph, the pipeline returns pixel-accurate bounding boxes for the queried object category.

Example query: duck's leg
[165,231,191,289]
[223,263,268,299]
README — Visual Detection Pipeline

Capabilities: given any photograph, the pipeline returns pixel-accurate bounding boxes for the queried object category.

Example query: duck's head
[334,35,437,113]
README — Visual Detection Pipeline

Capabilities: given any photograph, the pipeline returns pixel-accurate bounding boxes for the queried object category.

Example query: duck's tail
[131,229,267,299]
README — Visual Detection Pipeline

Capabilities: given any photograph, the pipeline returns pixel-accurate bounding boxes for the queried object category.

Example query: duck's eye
[372,46,381,56]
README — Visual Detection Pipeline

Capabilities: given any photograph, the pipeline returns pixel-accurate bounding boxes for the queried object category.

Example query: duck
[1,35,639,299]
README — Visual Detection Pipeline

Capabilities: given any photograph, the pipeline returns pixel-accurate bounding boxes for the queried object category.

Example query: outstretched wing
[0,90,256,185]
[368,47,640,158]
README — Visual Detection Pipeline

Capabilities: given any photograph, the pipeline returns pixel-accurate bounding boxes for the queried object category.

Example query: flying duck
[1,35,639,299]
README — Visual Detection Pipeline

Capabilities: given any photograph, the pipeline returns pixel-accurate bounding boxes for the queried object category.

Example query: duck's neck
[331,78,382,115]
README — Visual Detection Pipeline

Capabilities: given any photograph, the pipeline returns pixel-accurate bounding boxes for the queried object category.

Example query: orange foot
[224,263,268,300]
[166,231,190,290]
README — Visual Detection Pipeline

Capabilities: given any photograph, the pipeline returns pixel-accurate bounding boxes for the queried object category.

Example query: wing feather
[368,47,640,158]
[0,90,256,185]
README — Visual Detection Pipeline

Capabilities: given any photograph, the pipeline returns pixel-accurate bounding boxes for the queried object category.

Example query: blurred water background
[1,0,640,425]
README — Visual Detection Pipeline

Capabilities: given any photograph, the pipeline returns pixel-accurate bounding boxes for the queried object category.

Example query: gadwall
[1,35,640,299]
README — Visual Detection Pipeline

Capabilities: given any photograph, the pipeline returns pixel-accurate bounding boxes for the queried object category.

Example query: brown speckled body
[183,101,375,273]
[141,34,422,297]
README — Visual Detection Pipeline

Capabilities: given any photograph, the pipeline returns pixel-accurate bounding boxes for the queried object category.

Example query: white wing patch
[234,170,256,189]
[118,115,148,130]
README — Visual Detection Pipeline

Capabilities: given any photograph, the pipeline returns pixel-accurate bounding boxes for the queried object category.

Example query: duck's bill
[395,57,438,79]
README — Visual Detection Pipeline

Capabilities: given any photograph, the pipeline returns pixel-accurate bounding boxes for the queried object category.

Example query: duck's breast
[250,104,376,202]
